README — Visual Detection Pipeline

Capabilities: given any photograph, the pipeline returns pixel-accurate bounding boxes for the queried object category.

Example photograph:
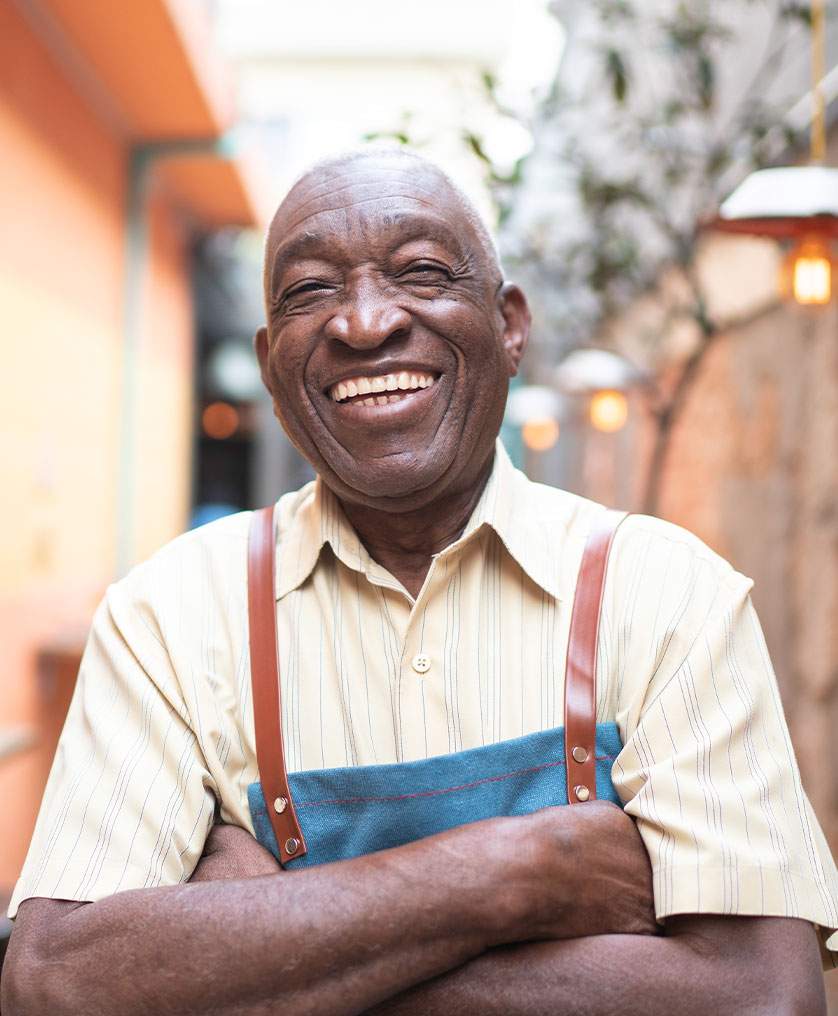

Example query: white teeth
[388,394,401,403]
[330,372,436,402]
[376,396,388,405]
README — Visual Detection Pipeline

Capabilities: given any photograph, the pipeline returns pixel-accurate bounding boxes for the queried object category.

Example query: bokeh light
[202,402,239,439]
[522,414,560,451]
[589,390,628,433]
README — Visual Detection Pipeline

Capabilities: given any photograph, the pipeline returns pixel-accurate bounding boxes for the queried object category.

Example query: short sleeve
[8,582,217,917]
[604,516,838,956]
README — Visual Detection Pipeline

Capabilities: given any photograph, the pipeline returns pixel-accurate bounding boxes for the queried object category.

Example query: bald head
[264,149,503,292]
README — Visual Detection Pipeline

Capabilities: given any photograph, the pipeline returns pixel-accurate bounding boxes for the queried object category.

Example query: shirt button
[412,653,431,674]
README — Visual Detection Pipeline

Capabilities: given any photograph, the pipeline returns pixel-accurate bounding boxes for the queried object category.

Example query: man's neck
[338,460,493,600]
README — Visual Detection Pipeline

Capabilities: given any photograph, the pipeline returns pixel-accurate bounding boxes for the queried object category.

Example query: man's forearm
[4,839,495,1016]
[365,916,826,1016]
[2,804,657,1016]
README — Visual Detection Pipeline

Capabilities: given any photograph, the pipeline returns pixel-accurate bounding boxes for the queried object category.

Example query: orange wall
[0,0,196,887]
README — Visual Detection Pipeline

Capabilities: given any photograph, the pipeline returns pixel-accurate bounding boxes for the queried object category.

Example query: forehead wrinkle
[278,187,441,235]
[293,161,445,201]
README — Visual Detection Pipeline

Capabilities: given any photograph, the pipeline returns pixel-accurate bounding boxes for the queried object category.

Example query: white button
[412,653,431,674]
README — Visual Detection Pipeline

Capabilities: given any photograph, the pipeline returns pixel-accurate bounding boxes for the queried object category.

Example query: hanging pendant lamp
[711,0,838,304]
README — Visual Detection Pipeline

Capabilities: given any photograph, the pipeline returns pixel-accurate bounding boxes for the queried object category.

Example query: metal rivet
[285,837,299,855]
[574,785,590,802]
[412,653,431,674]
[571,746,588,764]
[273,796,287,814]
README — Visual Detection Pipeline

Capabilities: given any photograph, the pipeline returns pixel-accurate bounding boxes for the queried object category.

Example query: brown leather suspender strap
[247,504,307,863]
[564,508,629,804]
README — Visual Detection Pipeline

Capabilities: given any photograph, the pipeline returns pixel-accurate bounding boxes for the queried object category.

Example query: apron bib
[246,506,628,868]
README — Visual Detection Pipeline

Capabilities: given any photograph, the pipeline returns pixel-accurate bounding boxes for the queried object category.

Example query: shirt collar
[440,441,567,602]
[274,441,572,602]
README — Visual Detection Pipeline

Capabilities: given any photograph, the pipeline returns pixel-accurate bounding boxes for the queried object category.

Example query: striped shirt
[10,443,838,955]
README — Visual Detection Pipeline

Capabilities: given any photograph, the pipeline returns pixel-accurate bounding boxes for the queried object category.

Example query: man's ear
[253,326,272,391]
[497,283,531,377]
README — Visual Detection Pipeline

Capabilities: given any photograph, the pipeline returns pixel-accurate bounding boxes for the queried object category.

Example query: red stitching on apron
[252,753,618,814]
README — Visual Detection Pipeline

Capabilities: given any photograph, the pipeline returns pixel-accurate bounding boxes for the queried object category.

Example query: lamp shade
[713,166,838,239]
[553,349,648,394]
[505,385,563,426]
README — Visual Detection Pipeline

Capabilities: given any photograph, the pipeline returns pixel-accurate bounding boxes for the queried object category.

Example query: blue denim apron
[245,507,627,868]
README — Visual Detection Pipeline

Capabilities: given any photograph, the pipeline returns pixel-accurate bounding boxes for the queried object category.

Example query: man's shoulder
[499,464,704,560]
[500,462,749,606]
[614,512,746,588]
[138,509,254,576]
[125,481,318,583]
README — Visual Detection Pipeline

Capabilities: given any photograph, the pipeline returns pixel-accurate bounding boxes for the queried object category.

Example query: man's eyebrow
[271,232,325,270]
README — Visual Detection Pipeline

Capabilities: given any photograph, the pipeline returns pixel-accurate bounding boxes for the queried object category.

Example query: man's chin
[329,468,446,510]
[323,449,460,511]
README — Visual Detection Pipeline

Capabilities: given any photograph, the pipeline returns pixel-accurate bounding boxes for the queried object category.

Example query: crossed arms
[2,801,825,1016]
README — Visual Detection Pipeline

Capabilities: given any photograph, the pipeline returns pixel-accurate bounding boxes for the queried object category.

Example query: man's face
[256,156,529,510]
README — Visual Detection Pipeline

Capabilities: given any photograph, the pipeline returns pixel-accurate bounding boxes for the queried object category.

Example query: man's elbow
[2,933,65,1016]
[1,903,90,1016]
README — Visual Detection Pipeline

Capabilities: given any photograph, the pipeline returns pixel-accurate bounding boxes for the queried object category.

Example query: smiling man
[3,150,837,1016]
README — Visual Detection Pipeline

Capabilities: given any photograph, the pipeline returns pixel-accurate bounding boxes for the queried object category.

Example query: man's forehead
[269,207,469,268]
[270,158,457,241]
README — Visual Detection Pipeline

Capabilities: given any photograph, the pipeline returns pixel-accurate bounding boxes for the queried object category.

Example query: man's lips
[328,371,437,406]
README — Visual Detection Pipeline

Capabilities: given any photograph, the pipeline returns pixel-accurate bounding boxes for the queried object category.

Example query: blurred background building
[0,0,265,902]
[1,0,836,1001]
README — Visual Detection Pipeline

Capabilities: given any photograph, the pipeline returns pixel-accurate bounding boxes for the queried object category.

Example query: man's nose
[323,277,411,349]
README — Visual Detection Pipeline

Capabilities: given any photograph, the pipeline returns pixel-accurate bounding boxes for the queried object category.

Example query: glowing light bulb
[522,414,560,451]
[782,238,834,306]
[792,253,831,304]
[590,390,628,433]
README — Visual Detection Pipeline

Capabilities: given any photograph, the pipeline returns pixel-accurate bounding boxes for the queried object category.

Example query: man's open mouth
[329,372,436,406]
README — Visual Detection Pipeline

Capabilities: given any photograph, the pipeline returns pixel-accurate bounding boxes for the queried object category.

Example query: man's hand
[503,801,659,942]
[188,823,281,882]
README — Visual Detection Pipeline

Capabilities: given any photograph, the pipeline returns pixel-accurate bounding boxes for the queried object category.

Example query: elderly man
[3,150,837,1015]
